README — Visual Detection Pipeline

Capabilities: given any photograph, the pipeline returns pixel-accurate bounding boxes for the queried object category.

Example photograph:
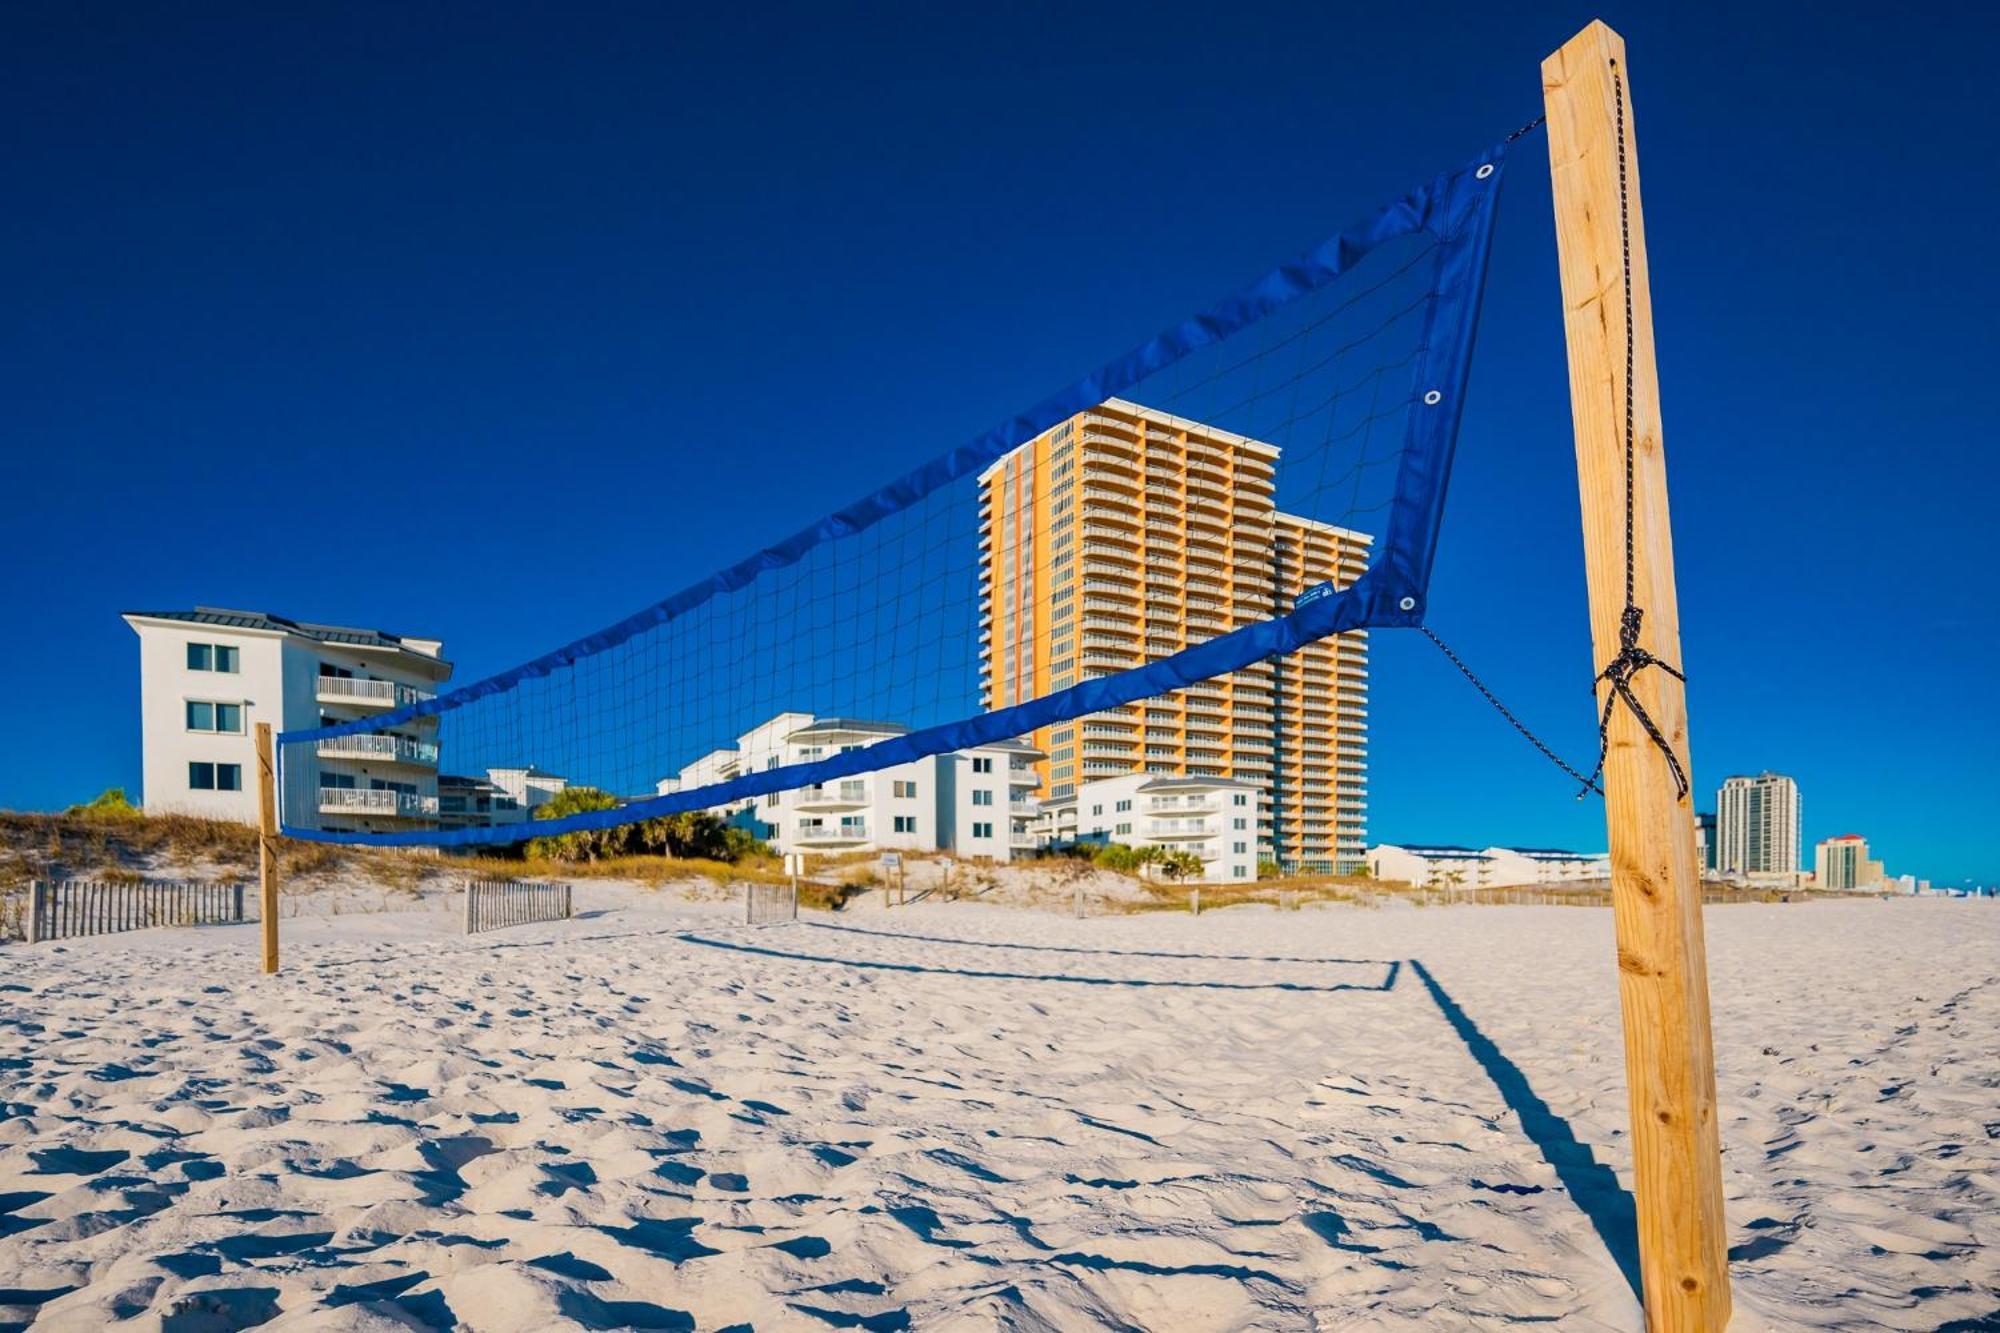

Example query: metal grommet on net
[1398,596,1417,612]
[1476,163,1495,179]
[1423,389,1443,405]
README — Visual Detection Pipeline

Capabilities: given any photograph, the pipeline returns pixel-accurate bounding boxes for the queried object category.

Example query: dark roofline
[124,607,450,669]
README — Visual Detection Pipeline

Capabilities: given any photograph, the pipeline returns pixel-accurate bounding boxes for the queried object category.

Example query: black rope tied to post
[1417,91,1689,802]
[1581,64,1689,801]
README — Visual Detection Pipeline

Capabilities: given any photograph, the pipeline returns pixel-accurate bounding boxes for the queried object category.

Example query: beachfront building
[1041,774,1263,883]
[1814,833,1885,891]
[1717,772,1801,877]
[438,766,569,830]
[1694,811,1718,872]
[656,713,1043,861]
[1367,843,1609,889]
[976,397,1370,873]
[1368,844,1495,890]
[124,607,452,833]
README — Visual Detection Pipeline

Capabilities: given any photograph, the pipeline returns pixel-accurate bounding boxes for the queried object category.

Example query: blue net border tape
[281,142,1508,848]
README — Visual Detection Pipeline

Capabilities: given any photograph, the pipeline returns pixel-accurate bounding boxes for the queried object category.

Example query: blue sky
[4,2,1995,885]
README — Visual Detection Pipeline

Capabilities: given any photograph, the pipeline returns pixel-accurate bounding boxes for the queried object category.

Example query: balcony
[1149,818,1217,839]
[315,677,435,709]
[795,822,870,845]
[795,783,870,810]
[317,734,440,767]
[318,788,439,819]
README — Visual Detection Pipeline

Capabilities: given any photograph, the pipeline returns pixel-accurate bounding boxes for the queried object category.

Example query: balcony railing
[317,788,439,819]
[315,677,435,708]
[795,822,870,843]
[317,735,439,766]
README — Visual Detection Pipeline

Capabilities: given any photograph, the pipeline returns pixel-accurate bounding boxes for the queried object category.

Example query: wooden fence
[463,880,572,935]
[745,881,798,925]
[24,879,248,943]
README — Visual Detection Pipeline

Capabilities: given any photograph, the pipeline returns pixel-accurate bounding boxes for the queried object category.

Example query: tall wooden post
[1544,21,1730,1330]
[255,721,280,975]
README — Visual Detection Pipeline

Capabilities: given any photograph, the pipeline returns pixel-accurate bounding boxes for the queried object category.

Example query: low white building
[1043,774,1263,884]
[1367,843,1609,889]
[1367,843,1496,889]
[438,766,569,830]
[657,714,1043,861]
[124,608,453,832]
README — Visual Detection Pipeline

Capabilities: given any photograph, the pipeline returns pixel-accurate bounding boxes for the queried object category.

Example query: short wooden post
[1545,21,1730,1329]
[464,882,476,935]
[26,881,45,944]
[255,722,280,974]
[1190,887,1200,917]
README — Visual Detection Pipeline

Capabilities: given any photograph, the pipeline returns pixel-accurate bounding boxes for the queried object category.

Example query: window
[187,642,239,672]
[189,762,241,791]
[971,789,993,807]
[185,700,244,733]
[892,780,918,799]
[894,815,917,833]
[1115,822,1131,836]
[1233,793,1248,806]
[1234,841,1247,854]
[971,756,994,774]
[1091,804,1103,816]
[1115,799,1132,812]
[1233,817,1247,830]
[972,822,993,839]
[1234,865,1248,879]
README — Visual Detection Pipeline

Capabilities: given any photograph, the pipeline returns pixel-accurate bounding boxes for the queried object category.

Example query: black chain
[1581,64,1690,802]
[1505,114,1546,143]
[1422,627,1601,795]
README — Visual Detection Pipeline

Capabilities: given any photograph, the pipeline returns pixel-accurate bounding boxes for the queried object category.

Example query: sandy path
[0,897,1993,1331]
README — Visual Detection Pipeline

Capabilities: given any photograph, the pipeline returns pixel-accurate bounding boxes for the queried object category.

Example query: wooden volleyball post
[1544,21,1731,1329]
[255,721,281,974]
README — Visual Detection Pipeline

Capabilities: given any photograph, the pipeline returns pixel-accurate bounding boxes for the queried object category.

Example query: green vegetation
[520,788,761,866]
[65,787,142,819]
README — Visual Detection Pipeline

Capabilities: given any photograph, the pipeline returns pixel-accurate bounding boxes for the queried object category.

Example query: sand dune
[0,894,1993,1330]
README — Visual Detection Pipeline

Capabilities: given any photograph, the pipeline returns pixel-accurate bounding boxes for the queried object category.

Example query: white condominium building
[123,608,452,832]
[1042,773,1263,883]
[1367,843,1610,889]
[658,713,1044,861]
[1716,772,1801,876]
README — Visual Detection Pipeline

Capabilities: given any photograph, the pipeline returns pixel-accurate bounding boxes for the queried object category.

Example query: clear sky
[4,2,1995,886]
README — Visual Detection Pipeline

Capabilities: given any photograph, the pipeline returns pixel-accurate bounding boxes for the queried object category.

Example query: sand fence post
[254,722,280,974]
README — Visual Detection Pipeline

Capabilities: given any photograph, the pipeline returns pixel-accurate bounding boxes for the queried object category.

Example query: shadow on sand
[676,930,1399,994]
[802,921,1388,968]
[1407,958,1642,1299]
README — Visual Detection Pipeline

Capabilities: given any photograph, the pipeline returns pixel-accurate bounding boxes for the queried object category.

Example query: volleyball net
[276,140,1510,863]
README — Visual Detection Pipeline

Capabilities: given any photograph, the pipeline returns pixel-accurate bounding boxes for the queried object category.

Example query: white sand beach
[0,894,1993,1331]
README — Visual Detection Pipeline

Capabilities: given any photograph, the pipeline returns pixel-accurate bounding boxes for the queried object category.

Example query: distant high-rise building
[1716,772,1800,876]
[977,398,1370,872]
[1814,833,1884,891]
[1693,811,1717,872]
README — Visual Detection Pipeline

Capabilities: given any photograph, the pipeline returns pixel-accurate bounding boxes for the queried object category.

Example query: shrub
[66,788,142,819]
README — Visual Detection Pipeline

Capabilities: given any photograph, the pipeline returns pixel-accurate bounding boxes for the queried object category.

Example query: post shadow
[1407,958,1642,1299]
